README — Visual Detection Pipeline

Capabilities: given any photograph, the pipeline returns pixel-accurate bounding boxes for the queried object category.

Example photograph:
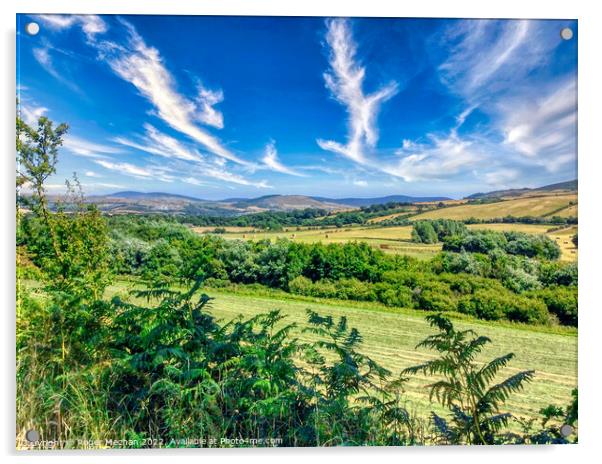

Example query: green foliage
[513,388,578,444]
[403,314,535,445]
[103,216,577,326]
[443,230,561,260]
[412,220,467,244]
[17,113,112,300]
[458,289,549,324]
[530,286,578,326]
[411,221,438,244]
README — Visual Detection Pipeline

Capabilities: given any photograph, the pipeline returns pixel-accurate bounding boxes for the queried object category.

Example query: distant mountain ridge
[313,194,451,207]
[99,191,206,202]
[78,191,454,215]
[466,179,577,200]
[56,180,576,215]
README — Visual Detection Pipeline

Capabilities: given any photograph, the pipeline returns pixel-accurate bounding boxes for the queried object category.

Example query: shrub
[458,289,548,324]
[374,283,415,308]
[532,286,578,326]
[539,262,577,287]
[288,275,314,296]
[415,281,457,312]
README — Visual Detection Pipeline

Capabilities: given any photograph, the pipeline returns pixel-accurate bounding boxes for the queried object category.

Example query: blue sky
[17,15,577,199]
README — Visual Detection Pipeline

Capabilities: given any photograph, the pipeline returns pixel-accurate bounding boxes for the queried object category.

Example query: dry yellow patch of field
[553,204,578,218]
[192,226,256,234]
[467,223,553,234]
[210,225,439,259]
[410,194,577,221]
[368,209,417,224]
[547,226,578,262]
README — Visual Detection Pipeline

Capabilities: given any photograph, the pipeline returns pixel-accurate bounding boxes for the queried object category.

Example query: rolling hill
[466,179,577,200]
[229,195,349,211]
[41,178,577,217]
[313,194,451,207]
[77,192,352,215]
[51,192,453,215]
[410,192,577,221]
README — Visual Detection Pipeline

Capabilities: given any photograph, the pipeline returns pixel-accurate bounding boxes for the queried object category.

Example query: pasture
[409,194,577,221]
[205,225,441,259]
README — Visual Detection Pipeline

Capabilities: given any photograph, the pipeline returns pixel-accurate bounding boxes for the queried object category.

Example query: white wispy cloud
[483,168,520,187]
[183,177,205,186]
[438,20,548,101]
[195,84,224,129]
[100,20,249,166]
[317,18,398,164]
[387,132,483,182]
[84,182,124,190]
[84,170,102,178]
[19,104,48,126]
[32,46,60,80]
[394,20,576,186]
[113,125,269,188]
[353,179,368,187]
[113,123,201,163]
[63,135,122,158]
[37,14,107,43]
[35,15,271,190]
[261,141,305,177]
[500,79,576,169]
[94,159,175,183]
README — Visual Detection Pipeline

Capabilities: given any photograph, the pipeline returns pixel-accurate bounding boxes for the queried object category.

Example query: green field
[198,221,577,262]
[410,194,577,221]
[207,225,441,259]
[107,282,577,423]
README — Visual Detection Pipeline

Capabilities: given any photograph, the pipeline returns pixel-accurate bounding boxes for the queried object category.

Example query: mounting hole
[25,22,40,36]
[560,27,573,41]
[560,424,574,437]
[25,429,40,442]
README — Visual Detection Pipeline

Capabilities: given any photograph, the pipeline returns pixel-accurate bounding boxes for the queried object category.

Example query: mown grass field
[554,204,578,218]
[409,193,577,221]
[216,225,441,259]
[107,281,577,423]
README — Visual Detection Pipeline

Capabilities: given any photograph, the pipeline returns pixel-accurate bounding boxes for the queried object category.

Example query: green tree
[411,221,438,244]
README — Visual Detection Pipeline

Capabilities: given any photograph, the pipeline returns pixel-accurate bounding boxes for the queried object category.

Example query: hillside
[410,192,577,221]
[230,195,349,211]
[72,192,352,215]
[48,191,453,215]
[467,179,577,200]
[313,194,451,207]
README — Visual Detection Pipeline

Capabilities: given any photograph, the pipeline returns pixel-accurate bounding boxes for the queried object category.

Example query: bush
[532,286,578,326]
[539,262,577,287]
[415,281,457,312]
[374,283,415,308]
[443,230,560,260]
[411,221,438,244]
[288,275,314,296]
[459,289,548,324]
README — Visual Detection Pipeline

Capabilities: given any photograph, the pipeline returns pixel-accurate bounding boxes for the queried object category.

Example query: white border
[2,1,601,463]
